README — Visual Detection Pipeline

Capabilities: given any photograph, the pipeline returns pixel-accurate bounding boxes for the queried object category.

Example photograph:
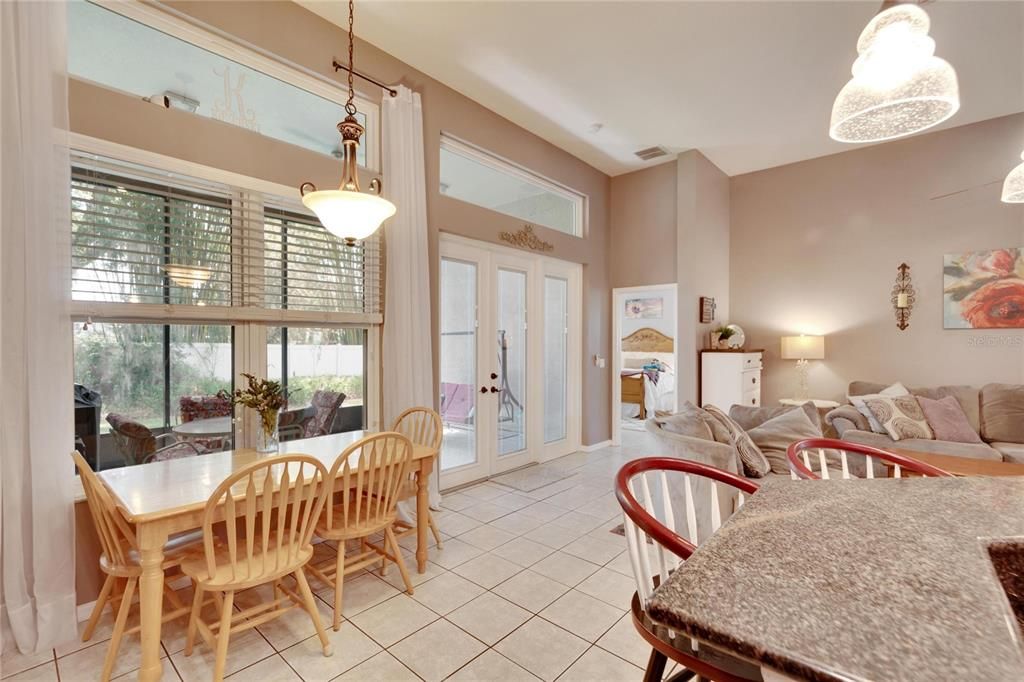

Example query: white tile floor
[2,430,676,682]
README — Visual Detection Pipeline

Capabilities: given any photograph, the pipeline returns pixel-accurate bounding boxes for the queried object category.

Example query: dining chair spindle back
[390,406,444,548]
[787,438,953,480]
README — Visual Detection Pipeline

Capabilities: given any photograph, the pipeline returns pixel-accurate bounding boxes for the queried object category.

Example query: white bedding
[621,351,676,418]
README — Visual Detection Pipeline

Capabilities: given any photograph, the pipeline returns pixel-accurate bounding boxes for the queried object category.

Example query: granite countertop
[647,477,1024,681]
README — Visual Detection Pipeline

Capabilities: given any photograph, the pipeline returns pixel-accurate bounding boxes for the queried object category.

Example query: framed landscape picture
[625,297,663,319]
[944,248,1024,328]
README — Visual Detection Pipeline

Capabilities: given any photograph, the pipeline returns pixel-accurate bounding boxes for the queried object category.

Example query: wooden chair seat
[180,539,314,590]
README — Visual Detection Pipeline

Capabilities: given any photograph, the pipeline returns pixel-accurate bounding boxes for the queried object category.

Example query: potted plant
[232,373,287,453]
[714,325,736,349]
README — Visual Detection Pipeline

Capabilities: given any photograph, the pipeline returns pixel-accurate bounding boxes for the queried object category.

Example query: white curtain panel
[382,86,441,510]
[0,0,77,654]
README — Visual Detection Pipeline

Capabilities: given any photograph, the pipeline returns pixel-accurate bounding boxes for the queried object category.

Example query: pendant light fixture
[829,3,959,143]
[299,0,396,246]
[1002,150,1024,203]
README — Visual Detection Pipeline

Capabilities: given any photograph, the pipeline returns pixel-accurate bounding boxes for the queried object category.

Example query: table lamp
[781,335,825,400]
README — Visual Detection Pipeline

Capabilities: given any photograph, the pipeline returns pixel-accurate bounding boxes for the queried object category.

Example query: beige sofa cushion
[980,383,1024,443]
[728,402,821,432]
[747,407,823,475]
[703,405,770,478]
[990,442,1024,464]
[656,402,715,441]
[843,429,1002,462]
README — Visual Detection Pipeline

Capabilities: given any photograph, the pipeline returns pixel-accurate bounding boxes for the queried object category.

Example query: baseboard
[580,440,612,452]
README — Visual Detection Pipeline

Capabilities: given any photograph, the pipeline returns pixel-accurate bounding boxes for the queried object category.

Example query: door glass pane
[268,327,367,441]
[440,259,478,471]
[497,269,527,456]
[544,277,568,443]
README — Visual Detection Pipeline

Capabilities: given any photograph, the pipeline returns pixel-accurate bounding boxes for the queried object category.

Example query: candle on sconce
[897,292,909,309]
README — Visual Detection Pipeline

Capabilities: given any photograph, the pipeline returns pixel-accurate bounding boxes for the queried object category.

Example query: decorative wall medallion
[892,262,915,331]
[499,224,554,252]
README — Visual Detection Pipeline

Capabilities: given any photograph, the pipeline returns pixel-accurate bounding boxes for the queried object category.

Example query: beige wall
[731,113,1024,405]
[71,0,613,446]
[609,161,677,288]
[678,151,731,403]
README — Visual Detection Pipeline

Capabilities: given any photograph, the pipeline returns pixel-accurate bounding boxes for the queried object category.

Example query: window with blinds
[70,154,381,317]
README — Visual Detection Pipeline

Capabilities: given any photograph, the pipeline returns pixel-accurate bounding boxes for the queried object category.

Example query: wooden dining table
[98,430,438,682]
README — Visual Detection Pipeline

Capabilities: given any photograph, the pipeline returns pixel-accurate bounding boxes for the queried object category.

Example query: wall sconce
[891,262,915,330]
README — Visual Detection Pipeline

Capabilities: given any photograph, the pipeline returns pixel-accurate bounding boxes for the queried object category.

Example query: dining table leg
[416,456,434,573]
[136,523,169,682]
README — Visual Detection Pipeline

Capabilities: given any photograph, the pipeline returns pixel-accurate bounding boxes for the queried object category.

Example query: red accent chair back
[787,438,953,480]
[615,458,761,682]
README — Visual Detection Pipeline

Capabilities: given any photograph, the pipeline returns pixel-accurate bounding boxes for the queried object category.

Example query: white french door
[439,234,581,489]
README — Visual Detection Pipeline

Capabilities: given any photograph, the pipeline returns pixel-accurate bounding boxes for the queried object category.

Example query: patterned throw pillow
[864,395,934,441]
[849,382,910,434]
[702,404,770,478]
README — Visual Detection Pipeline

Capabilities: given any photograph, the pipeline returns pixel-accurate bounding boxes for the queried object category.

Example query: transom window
[440,134,586,237]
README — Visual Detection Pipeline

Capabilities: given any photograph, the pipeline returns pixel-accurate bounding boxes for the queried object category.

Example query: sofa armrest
[825,405,870,437]
[645,419,739,474]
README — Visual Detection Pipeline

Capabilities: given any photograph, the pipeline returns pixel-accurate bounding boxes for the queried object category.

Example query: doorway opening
[612,284,678,446]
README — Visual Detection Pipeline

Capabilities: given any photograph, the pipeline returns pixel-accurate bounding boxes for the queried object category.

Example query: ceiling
[297,0,1024,177]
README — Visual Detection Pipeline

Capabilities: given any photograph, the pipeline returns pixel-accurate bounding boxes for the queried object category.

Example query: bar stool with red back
[616,457,763,682]
[787,438,953,480]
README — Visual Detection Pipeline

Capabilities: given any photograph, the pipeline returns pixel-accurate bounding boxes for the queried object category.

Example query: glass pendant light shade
[1003,151,1024,203]
[299,0,396,245]
[302,188,396,242]
[830,5,959,143]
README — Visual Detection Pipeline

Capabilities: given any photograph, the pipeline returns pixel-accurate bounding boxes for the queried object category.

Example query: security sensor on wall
[144,91,199,113]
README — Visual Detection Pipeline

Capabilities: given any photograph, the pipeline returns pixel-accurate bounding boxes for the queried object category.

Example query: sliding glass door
[439,235,581,489]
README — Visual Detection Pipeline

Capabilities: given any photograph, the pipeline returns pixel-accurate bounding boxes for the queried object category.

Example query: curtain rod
[332,59,398,97]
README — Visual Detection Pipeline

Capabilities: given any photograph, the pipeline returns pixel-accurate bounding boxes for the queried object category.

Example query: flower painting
[944,248,1024,328]
[625,297,663,319]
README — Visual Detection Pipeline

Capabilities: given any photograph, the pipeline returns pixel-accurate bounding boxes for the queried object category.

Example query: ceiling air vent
[634,146,669,161]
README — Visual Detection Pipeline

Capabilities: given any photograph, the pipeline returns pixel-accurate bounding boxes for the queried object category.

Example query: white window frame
[440,133,588,238]
[69,133,382,444]
[85,0,381,172]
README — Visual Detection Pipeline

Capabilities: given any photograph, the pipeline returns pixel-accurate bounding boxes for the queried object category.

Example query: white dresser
[700,350,764,410]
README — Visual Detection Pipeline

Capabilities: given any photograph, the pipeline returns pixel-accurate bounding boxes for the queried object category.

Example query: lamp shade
[781,335,825,360]
[301,189,396,243]
[1002,150,1024,203]
[829,5,959,143]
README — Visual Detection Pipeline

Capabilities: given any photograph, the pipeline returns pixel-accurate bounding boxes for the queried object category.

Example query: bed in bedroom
[620,327,676,420]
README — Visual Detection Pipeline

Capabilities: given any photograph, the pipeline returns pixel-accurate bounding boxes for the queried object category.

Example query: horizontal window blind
[71,152,381,317]
[72,161,235,306]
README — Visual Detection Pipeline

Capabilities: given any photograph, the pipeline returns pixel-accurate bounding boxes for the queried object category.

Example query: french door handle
[480,386,488,394]
[490,372,498,380]
[490,386,500,393]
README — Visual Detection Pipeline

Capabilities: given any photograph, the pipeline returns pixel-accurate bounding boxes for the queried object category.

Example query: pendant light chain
[345,0,356,115]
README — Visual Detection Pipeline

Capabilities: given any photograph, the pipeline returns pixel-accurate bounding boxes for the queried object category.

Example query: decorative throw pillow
[656,403,714,441]
[747,405,824,475]
[864,395,934,441]
[702,404,770,478]
[917,395,983,444]
[849,382,909,434]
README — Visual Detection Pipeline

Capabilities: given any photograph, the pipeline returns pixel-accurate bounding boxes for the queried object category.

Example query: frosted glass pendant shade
[302,189,396,242]
[830,5,959,143]
[1002,151,1024,203]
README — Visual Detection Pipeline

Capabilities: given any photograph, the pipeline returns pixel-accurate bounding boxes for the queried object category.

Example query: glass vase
[257,408,280,453]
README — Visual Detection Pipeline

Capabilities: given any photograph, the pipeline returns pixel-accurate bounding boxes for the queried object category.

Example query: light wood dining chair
[390,407,444,549]
[180,454,333,682]
[73,451,196,682]
[307,432,415,631]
